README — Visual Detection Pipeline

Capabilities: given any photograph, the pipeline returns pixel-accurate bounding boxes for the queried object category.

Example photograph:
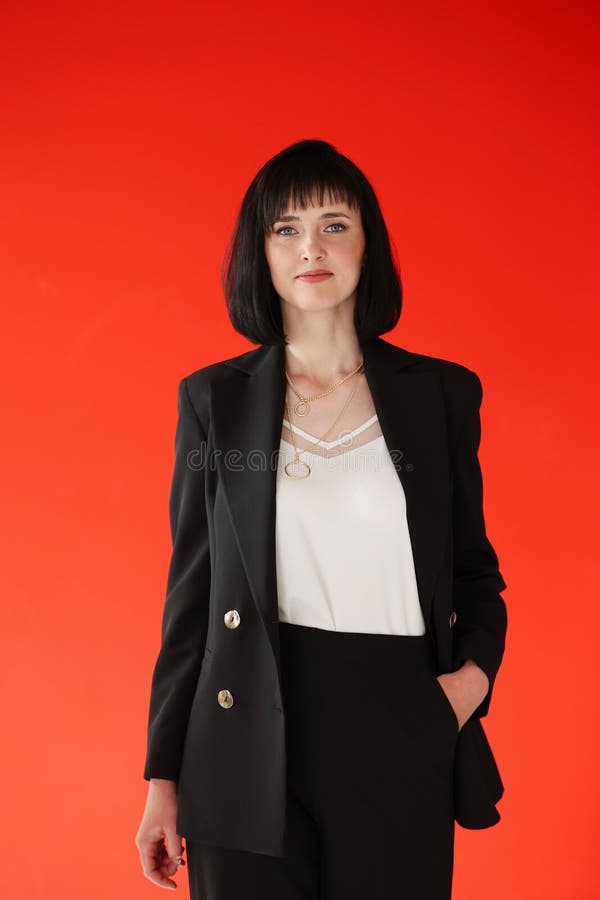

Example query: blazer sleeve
[450,369,508,719]
[143,376,211,782]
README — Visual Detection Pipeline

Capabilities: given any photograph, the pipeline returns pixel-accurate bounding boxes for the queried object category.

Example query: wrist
[150,778,178,792]
[457,659,489,695]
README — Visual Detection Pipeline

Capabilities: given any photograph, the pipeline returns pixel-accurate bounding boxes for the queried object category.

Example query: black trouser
[186,621,458,899]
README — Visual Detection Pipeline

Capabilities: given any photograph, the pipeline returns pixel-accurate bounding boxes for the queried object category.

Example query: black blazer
[143,335,508,857]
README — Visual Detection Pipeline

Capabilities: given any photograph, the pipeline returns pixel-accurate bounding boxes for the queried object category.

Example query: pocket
[428,672,460,734]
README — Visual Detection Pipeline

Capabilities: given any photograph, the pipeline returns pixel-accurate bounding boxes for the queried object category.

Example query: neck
[282,315,363,388]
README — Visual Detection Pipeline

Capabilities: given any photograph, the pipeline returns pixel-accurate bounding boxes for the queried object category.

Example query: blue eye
[274,223,346,236]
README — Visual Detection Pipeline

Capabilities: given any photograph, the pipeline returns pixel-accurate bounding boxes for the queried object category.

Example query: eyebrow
[273,211,352,223]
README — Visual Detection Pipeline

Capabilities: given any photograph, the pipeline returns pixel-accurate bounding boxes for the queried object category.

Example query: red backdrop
[1,1,598,898]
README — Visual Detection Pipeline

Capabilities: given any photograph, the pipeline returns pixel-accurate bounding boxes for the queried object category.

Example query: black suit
[143,335,508,857]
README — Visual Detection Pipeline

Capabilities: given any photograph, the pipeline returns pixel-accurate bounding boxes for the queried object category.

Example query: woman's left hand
[436,659,490,730]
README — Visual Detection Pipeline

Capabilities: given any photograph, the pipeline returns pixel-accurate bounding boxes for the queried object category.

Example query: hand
[135,779,186,890]
[436,659,489,731]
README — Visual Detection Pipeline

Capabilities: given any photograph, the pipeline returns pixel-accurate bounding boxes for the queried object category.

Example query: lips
[297,269,332,277]
[297,271,333,282]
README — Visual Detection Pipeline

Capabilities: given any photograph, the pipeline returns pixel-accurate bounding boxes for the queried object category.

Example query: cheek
[339,241,365,269]
[265,242,284,267]
[271,249,296,280]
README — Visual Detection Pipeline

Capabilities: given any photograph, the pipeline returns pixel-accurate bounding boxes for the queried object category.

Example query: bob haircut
[221,139,402,346]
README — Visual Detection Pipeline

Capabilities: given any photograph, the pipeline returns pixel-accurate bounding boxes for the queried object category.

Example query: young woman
[135,139,508,899]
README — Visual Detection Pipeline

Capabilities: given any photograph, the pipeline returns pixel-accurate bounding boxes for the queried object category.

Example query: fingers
[165,827,186,878]
[137,833,185,890]
[165,826,184,867]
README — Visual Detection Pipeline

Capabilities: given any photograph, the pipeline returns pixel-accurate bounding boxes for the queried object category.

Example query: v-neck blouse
[281,413,379,450]
[275,417,426,636]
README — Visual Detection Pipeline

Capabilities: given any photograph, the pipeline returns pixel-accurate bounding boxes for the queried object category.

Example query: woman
[135,139,508,899]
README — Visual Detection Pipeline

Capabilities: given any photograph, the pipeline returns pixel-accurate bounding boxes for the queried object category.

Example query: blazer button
[449,610,457,628]
[217,689,234,709]
[224,609,241,629]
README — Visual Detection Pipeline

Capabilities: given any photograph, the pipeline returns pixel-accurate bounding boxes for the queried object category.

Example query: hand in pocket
[435,668,488,731]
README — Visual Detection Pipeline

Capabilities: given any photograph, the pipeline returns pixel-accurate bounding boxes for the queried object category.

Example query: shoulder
[378,336,482,399]
[181,344,263,391]
[375,337,484,442]
[173,344,266,430]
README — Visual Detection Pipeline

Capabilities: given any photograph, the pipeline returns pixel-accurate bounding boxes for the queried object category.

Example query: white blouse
[275,415,426,635]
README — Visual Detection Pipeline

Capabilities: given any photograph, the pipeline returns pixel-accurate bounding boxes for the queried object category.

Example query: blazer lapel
[360,337,452,630]
[210,336,451,664]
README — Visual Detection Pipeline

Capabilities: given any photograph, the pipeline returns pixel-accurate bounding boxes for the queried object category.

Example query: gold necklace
[285,359,364,416]
[283,369,363,479]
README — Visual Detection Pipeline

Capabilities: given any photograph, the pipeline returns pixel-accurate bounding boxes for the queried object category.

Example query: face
[264,193,366,315]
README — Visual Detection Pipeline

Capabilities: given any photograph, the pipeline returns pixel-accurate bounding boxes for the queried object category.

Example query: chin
[292,294,347,312]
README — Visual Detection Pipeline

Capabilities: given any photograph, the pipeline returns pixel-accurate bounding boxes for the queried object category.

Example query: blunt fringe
[221,139,402,346]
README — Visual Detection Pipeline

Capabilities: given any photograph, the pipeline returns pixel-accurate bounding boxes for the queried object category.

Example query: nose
[300,230,326,260]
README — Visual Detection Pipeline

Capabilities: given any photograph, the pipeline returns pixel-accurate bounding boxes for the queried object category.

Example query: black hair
[221,139,402,346]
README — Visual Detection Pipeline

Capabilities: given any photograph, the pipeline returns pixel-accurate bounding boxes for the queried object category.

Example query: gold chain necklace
[283,366,364,479]
[285,359,364,416]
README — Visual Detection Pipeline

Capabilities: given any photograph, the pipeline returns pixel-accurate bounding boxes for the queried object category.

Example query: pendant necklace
[283,365,364,479]
[285,359,364,417]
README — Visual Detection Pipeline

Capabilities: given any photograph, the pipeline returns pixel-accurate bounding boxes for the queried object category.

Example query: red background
[1,1,598,898]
